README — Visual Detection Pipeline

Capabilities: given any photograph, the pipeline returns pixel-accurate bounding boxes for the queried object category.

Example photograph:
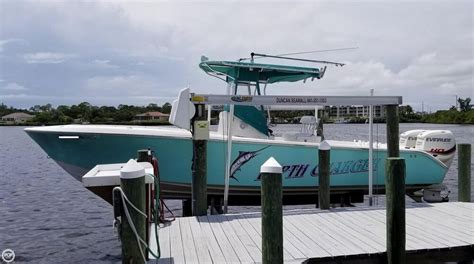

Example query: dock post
[318,141,331,210]
[120,159,146,264]
[386,105,400,157]
[386,157,406,264]
[136,149,150,256]
[260,157,283,264]
[137,149,149,163]
[192,103,208,216]
[458,144,471,202]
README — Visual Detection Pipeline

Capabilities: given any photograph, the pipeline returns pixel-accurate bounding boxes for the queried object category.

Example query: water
[0,124,472,263]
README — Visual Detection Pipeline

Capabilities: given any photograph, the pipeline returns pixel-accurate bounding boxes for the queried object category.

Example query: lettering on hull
[229,146,381,182]
[255,158,381,181]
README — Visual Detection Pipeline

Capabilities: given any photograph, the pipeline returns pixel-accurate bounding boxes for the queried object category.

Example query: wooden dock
[149,202,473,263]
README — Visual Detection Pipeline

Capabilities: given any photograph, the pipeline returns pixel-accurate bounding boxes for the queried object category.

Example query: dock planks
[149,202,473,263]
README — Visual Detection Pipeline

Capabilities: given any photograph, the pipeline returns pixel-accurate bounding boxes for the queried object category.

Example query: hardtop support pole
[223,81,237,213]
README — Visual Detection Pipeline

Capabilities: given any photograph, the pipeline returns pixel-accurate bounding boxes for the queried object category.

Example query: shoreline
[1,121,473,126]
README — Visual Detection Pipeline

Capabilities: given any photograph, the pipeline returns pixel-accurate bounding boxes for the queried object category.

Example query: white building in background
[324,105,386,119]
[1,112,35,123]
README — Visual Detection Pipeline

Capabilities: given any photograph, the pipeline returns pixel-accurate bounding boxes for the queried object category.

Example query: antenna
[239,47,358,65]
[277,47,358,57]
[250,52,345,67]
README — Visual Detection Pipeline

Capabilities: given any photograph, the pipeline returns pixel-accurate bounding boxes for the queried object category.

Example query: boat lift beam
[188,92,402,211]
[190,94,402,106]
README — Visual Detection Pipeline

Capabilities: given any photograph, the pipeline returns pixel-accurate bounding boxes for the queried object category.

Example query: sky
[0,0,472,111]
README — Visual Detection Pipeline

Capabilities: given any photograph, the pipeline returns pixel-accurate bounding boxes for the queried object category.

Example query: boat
[25,56,457,205]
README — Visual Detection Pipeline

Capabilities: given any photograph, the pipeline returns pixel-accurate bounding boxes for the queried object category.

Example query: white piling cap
[120,159,145,179]
[260,157,282,174]
[319,140,331,150]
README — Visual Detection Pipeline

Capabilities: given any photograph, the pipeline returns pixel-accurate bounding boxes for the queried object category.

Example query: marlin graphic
[229,146,271,182]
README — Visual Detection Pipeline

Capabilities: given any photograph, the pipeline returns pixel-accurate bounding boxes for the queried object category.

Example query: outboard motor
[415,130,456,167]
[400,129,426,148]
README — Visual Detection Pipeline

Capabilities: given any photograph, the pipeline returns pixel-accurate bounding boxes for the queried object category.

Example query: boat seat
[280,115,321,142]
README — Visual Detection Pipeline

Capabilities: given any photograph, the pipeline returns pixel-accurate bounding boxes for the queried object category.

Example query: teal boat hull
[25,126,448,203]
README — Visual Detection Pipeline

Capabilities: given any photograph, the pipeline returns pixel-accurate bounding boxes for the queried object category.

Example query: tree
[57,105,70,114]
[30,105,42,113]
[458,97,472,112]
[78,102,92,122]
[33,111,54,123]
[39,103,53,112]
[146,103,161,111]
[162,102,172,113]
[0,103,10,116]
[400,105,414,116]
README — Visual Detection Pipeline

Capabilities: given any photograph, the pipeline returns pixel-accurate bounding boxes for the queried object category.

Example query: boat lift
[171,88,402,212]
[190,93,401,106]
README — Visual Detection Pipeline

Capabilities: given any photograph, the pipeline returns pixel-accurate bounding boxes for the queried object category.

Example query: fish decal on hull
[230,146,270,182]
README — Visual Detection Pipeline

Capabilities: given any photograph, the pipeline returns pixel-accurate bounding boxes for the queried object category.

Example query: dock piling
[386,105,400,158]
[318,140,331,210]
[192,103,209,216]
[260,157,283,264]
[385,157,406,264]
[136,149,151,251]
[120,159,146,264]
[137,149,149,163]
[458,143,471,202]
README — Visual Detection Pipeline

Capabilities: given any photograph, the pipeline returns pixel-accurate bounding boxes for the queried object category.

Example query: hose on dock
[150,151,175,223]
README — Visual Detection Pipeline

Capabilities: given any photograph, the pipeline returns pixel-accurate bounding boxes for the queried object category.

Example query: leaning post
[458,144,471,202]
[386,157,406,264]
[318,140,331,209]
[120,159,146,264]
[386,105,400,158]
[192,103,209,216]
[261,157,283,264]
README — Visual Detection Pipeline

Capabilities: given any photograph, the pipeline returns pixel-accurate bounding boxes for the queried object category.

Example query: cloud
[85,75,158,96]
[23,52,76,64]
[91,59,119,69]
[0,38,27,52]
[0,1,471,111]
[1,82,28,91]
